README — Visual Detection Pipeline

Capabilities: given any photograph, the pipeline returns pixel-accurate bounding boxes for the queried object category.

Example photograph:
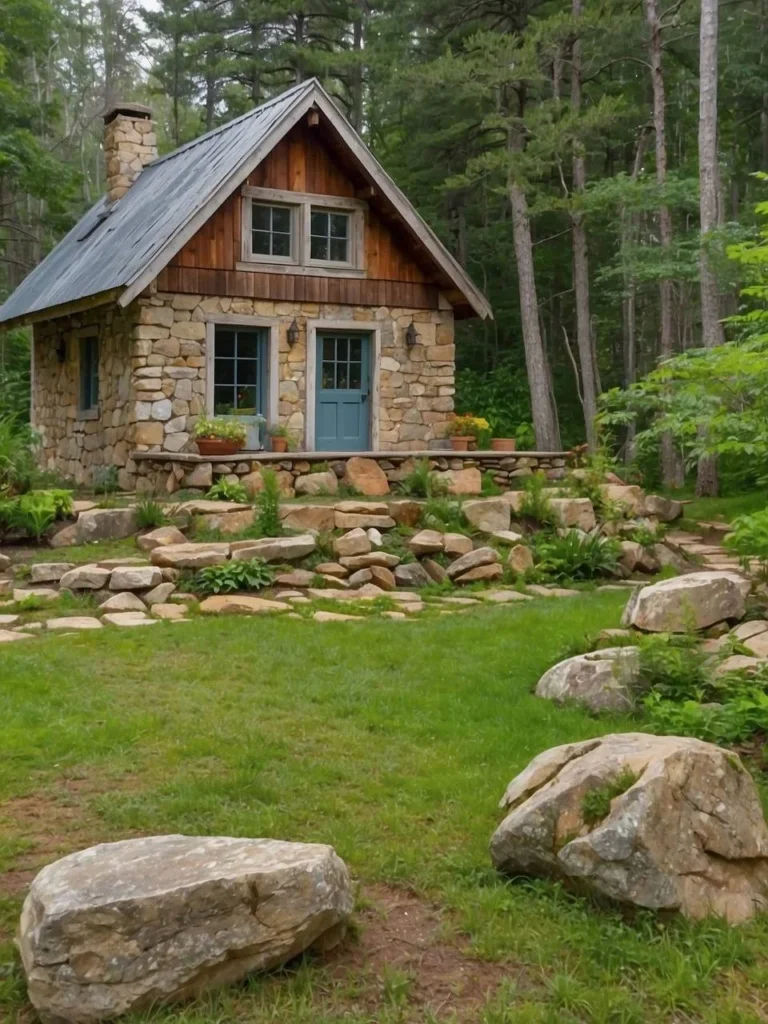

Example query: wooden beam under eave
[0,289,123,331]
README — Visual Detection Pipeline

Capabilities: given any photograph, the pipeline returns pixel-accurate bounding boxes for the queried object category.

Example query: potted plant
[193,416,248,456]
[445,414,489,452]
[267,423,294,453]
[491,437,517,452]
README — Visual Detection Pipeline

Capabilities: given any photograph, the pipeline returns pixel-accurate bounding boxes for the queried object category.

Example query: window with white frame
[240,187,363,273]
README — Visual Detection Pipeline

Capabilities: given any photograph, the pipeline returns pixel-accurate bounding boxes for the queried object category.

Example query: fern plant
[399,459,448,498]
[421,497,468,533]
[534,531,620,581]
[193,557,275,595]
[520,472,555,526]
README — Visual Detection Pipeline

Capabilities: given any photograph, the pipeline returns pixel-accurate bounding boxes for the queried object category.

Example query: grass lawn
[2,593,768,1023]
[665,487,768,525]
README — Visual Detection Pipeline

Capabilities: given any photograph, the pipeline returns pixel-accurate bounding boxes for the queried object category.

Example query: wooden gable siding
[161,122,438,309]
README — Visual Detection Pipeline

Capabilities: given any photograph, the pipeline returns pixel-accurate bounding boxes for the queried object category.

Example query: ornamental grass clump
[533,531,620,581]
[400,459,448,499]
[255,469,283,537]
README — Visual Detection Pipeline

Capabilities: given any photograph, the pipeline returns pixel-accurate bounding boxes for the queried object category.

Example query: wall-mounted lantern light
[405,321,419,348]
[287,318,300,347]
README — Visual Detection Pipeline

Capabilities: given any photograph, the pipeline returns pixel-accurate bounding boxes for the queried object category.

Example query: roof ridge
[149,79,318,169]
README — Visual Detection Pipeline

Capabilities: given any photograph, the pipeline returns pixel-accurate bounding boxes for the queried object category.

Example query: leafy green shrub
[582,769,639,826]
[135,497,167,529]
[533,531,620,581]
[624,524,665,549]
[637,634,716,703]
[206,479,248,503]
[520,472,555,525]
[0,415,38,496]
[421,497,468,533]
[255,469,283,537]
[725,508,768,570]
[0,489,73,540]
[644,689,768,746]
[481,471,503,497]
[193,558,275,595]
[400,459,448,498]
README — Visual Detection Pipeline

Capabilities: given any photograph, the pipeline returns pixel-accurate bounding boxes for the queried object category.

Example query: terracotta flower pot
[449,435,473,452]
[491,438,517,452]
[270,436,289,453]
[196,438,241,457]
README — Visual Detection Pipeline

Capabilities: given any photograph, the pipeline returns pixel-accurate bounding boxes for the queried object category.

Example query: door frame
[306,319,381,451]
[204,315,280,444]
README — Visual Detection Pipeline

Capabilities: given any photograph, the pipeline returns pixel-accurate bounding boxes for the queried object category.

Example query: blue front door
[316,332,371,451]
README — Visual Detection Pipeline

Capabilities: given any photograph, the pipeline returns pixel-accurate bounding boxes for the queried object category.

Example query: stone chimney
[103,102,157,203]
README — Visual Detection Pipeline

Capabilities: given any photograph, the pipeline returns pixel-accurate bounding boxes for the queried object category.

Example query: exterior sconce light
[56,339,67,363]
[286,318,300,347]
[405,321,419,347]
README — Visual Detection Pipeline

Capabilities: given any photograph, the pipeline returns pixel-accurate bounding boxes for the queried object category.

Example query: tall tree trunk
[645,0,683,486]
[570,0,599,450]
[507,128,561,450]
[697,0,724,496]
[350,3,365,132]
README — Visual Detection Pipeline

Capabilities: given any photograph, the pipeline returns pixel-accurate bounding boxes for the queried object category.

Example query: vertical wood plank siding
[165,122,438,308]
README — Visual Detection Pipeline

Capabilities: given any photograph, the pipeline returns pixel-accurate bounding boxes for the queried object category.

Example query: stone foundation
[131,450,570,495]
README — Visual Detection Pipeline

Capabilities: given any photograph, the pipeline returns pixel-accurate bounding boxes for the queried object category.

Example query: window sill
[235,261,366,279]
[77,408,100,421]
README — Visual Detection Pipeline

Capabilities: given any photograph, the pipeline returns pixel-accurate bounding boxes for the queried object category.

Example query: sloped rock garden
[0,457,701,638]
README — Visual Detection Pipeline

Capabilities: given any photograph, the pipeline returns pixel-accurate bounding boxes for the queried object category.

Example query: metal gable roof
[0,78,492,325]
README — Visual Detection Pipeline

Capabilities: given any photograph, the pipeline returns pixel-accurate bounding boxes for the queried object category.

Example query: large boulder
[408,529,445,555]
[109,566,163,591]
[280,504,336,532]
[622,571,751,632]
[645,494,683,522]
[333,528,371,558]
[59,565,111,591]
[230,535,316,563]
[549,497,596,532]
[19,835,353,1023]
[342,456,390,496]
[490,734,768,922]
[295,470,338,496]
[75,508,138,544]
[136,525,187,552]
[535,647,642,713]
[600,484,646,518]
[463,499,511,534]
[434,468,482,495]
[394,562,432,588]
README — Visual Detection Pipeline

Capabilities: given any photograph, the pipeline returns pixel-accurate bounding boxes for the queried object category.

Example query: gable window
[240,186,364,275]
[310,209,350,264]
[251,203,293,259]
[79,334,99,414]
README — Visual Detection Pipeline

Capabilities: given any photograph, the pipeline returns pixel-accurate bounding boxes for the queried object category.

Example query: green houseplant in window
[193,416,251,457]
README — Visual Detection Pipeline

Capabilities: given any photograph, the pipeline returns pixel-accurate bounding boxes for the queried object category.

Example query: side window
[251,203,293,259]
[79,335,99,412]
[310,209,350,263]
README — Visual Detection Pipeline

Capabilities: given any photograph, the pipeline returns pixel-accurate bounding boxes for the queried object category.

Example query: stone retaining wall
[131,451,570,495]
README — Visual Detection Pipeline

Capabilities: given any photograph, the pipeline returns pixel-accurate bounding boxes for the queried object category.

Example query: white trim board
[204,315,280,435]
[305,319,381,452]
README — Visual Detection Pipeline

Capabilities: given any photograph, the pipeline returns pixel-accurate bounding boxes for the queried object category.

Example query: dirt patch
[0,772,140,902]
[318,883,527,1022]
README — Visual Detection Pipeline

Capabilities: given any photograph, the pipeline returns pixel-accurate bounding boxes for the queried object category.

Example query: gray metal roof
[0,81,314,325]
[0,77,492,325]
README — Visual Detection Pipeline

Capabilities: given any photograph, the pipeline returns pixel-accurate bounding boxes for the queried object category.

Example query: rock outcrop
[535,647,642,713]
[19,835,353,1022]
[622,571,751,632]
[490,733,768,922]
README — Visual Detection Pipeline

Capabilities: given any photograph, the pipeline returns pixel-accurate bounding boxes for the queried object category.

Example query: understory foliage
[637,634,768,746]
[206,479,249,504]
[135,497,167,530]
[420,497,468,534]
[533,531,620,582]
[399,459,448,499]
[600,191,768,478]
[0,489,73,539]
[725,510,768,571]
[192,558,275,595]
[254,470,282,537]
[0,416,38,496]
[520,472,555,526]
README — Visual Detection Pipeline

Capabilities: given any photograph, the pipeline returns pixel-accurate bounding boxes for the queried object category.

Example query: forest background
[1,0,766,489]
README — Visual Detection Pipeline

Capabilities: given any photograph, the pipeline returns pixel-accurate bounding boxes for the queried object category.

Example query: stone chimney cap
[104,102,153,125]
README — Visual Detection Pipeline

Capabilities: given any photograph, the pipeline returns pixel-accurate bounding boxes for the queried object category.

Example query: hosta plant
[206,479,249,503]
[193,558,275,595]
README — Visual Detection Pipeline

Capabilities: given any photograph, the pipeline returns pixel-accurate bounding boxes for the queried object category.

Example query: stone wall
[32,307,135,487]
[131,292,456,458]
[132,451,569,495]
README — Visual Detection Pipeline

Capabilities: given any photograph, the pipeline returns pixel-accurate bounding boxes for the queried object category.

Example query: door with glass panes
[315,332,371,451]
[212,327,268,449]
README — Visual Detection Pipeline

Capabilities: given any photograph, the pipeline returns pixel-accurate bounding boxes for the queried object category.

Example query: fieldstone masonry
[103,103,158,204]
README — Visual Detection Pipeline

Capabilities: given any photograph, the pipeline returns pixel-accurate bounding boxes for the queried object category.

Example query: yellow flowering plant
[445,414,490,439]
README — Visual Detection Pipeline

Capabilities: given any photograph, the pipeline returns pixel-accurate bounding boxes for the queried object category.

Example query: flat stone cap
[104,102,153,124]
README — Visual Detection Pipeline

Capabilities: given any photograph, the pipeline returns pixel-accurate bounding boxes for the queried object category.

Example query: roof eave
[0,288,122,330]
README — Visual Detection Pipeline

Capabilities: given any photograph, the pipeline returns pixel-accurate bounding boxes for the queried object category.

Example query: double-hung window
[240,188,363,273]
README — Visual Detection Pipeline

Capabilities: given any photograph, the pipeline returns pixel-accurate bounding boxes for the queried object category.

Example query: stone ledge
[131,449,572,464]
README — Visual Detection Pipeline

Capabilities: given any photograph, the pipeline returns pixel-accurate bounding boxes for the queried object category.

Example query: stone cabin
[0,79,492,491]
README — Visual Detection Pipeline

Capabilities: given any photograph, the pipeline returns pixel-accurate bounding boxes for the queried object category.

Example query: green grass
[666,489,768,524]
[2,591,768,1022]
